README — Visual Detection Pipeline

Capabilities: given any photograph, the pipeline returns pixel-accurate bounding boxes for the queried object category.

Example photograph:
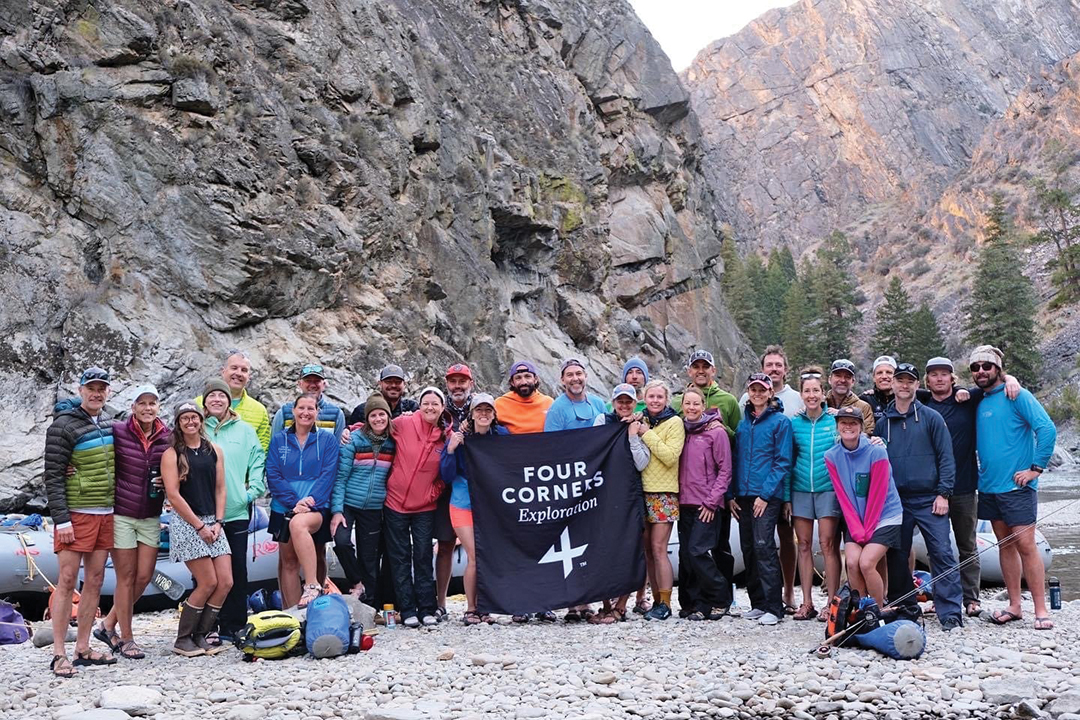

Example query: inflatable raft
[911,520,1052,584]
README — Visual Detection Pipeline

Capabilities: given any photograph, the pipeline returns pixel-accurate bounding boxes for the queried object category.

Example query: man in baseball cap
[826,359,874,434]
[672,350,739,439]
[493,360,553,436]
[860,355,898,426]
[272,363,346,440]
[346,364,419,425]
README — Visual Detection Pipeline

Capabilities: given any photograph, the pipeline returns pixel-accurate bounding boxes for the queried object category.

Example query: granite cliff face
[683,0,1080,250]
[0,0,752,510]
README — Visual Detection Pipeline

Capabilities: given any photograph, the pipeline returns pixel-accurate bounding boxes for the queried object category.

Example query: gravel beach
[9,586,1079,720]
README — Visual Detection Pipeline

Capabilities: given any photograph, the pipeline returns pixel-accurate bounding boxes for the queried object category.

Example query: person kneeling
[824,406,904,607]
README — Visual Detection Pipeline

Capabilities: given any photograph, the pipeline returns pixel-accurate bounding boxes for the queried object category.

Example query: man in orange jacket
[494,361,554,435]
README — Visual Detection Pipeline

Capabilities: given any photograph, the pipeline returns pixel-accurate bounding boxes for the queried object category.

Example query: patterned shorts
[169,514,231,563]
[644,492,679,524]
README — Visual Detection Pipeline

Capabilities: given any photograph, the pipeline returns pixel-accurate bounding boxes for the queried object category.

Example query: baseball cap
[746,372,772,390]
[469,392,496,410]
[830,359,856,375]
[894,363,919,381]
[925,356,955,373]
[379,364,405,381]
[560,358,585,375]
[446,363,473,380]
[686,350,715,369]
[872,355,898,371]
[132,384,159,401]
[79,367,111,386]
[507,360,538,381]
[611,383,637,401]
[300,363,325,379]
[834,406,863,423]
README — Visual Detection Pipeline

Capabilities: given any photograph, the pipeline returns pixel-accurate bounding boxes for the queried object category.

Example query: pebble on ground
[9,587,1080,720]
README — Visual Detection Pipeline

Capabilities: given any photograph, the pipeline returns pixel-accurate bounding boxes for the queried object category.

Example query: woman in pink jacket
[677,386,734,620]
[384,387,450,628]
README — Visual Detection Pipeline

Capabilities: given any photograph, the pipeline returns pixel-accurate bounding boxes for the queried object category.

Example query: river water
[1036,468,1080,600]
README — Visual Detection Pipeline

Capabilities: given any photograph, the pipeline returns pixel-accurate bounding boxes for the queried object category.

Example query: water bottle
[731,583,738,608]
[348,623,364,653]
[1049,577,1062,610]
[383,604,397,629]
[147,466,163,499]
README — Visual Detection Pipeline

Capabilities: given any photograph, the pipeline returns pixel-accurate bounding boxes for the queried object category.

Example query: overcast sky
[627,0,796,70]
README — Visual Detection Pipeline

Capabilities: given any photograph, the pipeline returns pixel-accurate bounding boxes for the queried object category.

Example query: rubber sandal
[435,606,448,623]
[965,603,982,617]
[686,611,706,621]
[115,639,146,660]
[463,610,482,626]
[564,609,582,623]
[1034,617,1054,630]
[512,614,530,624]
[783,603,797,616]
[587,610,608,625]
[535,611,558,623]
[793,604,816,621]
[707,607,729,621]
[50,655,76,678]
[579,608,596,622]
[633,600,651,615]
[817,606,830,622]
[92,622,119,652]
[989,609,1022,625]
[480,614,495,624]
[609,608,627,622]
[298,583,321,609]
[203,631,222,647]
[73,648,118,666]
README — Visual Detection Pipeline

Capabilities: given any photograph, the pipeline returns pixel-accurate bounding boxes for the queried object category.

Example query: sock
[657,590,671,606]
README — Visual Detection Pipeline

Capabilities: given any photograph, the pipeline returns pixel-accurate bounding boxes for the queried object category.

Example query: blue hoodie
[266,426,339,513]
[976,384,1056,495]
[440,425,510,510]
[733,400,793,501]
[873,400,955,498]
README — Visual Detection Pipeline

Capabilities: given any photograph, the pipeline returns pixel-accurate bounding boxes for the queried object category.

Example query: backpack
[234,611,303,661]
[825,583,861,642]
[0,601,29,645]
[304,594,352,659]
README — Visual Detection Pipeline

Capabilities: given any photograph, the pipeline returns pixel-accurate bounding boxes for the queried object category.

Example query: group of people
[42,341,1057,677]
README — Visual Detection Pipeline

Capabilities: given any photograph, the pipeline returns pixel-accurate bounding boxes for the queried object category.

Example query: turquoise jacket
[976,385,1056,494]
[790,410,838,494]
[333,430,396,512]
[205,411,267,522]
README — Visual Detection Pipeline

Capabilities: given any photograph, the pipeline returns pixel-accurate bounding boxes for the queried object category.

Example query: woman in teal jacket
[330,393,396,604]
[788,367,840,621]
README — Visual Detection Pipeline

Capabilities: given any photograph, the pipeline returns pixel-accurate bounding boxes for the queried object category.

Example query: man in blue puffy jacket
[874,363,963,630]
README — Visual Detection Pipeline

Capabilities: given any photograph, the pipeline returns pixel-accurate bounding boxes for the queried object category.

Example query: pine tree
[808,232,863,362]
[719,229,741,298]
[872,276,910,360]
[1032,173,1080,308]
[776,245,797,282]
[963,196,1041,387]
[742,253,767,350]
[780,276,816,372]
[760,250,792,347]
[906,301,947,371]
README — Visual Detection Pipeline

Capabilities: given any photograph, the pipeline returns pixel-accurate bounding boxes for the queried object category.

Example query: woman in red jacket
[385,387,450,628]
[93,386,169,659]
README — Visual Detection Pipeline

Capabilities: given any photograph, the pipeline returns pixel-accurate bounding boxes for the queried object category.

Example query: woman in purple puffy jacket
[93,385,170,659]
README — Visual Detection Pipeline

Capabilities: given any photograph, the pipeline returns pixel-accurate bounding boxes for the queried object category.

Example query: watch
[1030,464,1044,474]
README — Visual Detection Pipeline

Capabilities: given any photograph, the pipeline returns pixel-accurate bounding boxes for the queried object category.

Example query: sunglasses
[82,370,109,381]
[969,362,996,372]
[799,372,822,379]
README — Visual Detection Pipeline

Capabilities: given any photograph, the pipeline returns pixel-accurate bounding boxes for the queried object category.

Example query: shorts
[644,492,679,524]
[433,490,457,543]
[113,515,161,549]
[169,514,231,563]
[844,523,901,549]
[449,505,473,529]
[978,487,1037,527]
[268,509,333,545]
[791,490,841,520]
[54,512,114,553]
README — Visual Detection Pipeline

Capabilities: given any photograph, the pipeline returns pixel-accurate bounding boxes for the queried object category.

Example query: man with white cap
[347,364,419,425]
[971,345,1057,630]
[860,355,897,427]
[93,384,169,659]
[44,367,118,676]
[922,356,1018,616]
[673,350,740,439]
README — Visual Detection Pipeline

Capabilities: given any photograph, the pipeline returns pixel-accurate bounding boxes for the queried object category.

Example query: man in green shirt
[672,350,740,438]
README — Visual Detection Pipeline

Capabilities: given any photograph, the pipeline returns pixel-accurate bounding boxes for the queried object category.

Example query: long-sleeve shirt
[874,401,955,498]
[205,411,267,522]
[592,414,651,470]
[678,411,732,510]
[493,391,554,434]
[976,384,1057,494]
[825,436,903,544]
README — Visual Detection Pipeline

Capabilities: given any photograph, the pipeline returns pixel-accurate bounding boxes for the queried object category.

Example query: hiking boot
[643,602,672,621]
[194,604,228,655]
[940,616,963,632]
[173,602,205,657]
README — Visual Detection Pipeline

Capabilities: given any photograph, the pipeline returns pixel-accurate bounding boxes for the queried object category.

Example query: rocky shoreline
[8,587,1079,720]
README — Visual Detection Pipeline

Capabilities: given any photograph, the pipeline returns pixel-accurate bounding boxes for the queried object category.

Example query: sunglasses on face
[969,362,996,372]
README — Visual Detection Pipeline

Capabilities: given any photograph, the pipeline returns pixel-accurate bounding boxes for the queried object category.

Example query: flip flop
[988,609,1022,625]
[1034,617,1054,630]
[965,602,982,617]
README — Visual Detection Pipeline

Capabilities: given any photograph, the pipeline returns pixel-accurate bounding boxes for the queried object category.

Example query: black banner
[463,422,645,615]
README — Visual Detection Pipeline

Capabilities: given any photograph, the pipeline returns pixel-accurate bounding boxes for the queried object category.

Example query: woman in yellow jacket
[636,380,686,620]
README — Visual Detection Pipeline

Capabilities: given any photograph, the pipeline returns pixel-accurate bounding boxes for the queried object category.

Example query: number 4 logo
[538,526,588,579]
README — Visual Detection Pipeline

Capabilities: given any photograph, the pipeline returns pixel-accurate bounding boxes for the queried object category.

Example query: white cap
[132,384,160,402]
[872,355,898,371]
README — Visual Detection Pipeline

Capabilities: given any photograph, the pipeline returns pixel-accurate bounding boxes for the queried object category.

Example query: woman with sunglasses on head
[788,367,842,621]
[440,393,509,625]
[266,393,339,609]
[162,402,232,657]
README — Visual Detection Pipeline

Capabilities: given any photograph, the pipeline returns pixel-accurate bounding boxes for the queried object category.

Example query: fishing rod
[815,492,1079,652]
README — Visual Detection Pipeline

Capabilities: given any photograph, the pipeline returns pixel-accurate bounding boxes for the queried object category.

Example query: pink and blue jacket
[824,436,903,544]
